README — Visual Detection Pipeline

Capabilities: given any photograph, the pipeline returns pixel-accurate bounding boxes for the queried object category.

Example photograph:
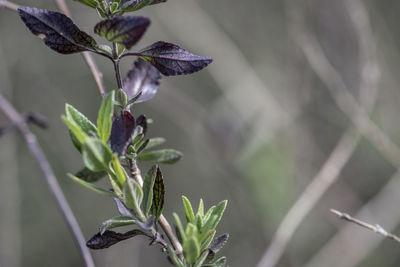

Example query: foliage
[17,0,228,265]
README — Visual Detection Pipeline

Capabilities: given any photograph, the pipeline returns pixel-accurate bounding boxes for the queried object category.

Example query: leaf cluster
[171,197,229,267]
[61,94,180,251]
[16,0,230,266]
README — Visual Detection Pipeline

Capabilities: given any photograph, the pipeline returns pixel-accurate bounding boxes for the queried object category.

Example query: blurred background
[2,0,400,266]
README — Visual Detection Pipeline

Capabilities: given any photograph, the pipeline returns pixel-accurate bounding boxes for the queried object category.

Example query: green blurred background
[2,0,400,266]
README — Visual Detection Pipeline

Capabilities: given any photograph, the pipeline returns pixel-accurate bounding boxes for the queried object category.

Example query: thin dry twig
[330,209,400,243]
[0,0,18,11]
[304,172,400,267]
[0,93,95,267]
[53,0,106,97]
[294,14,400,168]
[256,1,381,266]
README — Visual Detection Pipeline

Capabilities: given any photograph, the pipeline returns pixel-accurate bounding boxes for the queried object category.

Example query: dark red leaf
[18,7,97,54]
[94,16,150,49]
[110,111,136,156]
[86,229,149,249]
[123,58,161,104]
[136,41,213,76]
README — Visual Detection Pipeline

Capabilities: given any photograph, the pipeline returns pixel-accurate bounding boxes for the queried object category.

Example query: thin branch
[256,1,381,266]
[294,13,400,168]
[0,93,95,267]
[54,0,107,97]
[0,0,18,11]
[330,209,400,243]
[304,172,400,267]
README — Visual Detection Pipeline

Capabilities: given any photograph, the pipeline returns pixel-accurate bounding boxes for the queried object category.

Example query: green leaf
[182,196,195,223]
[82,138,113,172]
[168,245,184,267]
[142,165,157,216]
[73,0,98,8]
[135,139,149,154]
[145,137,166,150]
[201,215,218,239]
[97,91,115,143]
[94,16,150,49]
[123,178,143,211]
[151,166,164,220]
[208,200,227,230]
[173,213,186,241]
[64,104,97,152]
[66,104,97,135]
[62,115,88,144]
[194,250,210,267]
[18,7,98,54]
[68,173,116,197]
[183,236,200,265]
[185,223,198,238]
[203,206,215,227]
[197,199,204,217]
[111,154,128,187]
[137,149,182,164]
[75,167,106,183]
[200,230,216,251]
[213,257,227,267]
[99,216,136,234]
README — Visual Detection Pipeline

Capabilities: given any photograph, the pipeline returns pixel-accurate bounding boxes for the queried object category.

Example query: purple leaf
[94,16,150,49]
[136,41,213,76]
[123,59,161,104]
[110,111,136,156]
[86,229,150,249]
[18,7,97,54]
[136,114,148,134]
[119,0,167,12]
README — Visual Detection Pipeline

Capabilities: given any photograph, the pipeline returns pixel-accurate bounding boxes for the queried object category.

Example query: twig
[54,0,106,97]
[304,172,400,267]
[256,1,381,266]
[0,0,18,11]
[330,209,400,243]
[0,93,95,267]
[128,159,184,260]
[294,13,400,168]
[0,0,107,96]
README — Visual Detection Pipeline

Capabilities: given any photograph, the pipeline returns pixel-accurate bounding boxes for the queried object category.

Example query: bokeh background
[2,0,400,266]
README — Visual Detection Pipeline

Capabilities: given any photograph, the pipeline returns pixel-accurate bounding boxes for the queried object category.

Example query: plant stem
[112,42,123,90]
[0,93,95,267]
[127,158,184,260]
[113,60,123,89]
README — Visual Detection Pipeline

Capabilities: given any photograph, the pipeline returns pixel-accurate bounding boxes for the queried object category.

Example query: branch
[0,0,18,11]
[303,172,400,267]
[54,0,106,96]
[330,209,400,243]
[294,12,400,168]
[256,1,381,266]
[0,93,95,267]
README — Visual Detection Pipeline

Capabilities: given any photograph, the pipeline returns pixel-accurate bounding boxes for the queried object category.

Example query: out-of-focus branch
[54,0,106,97]
[330,209,400,243]
[304,172,400,267]
[0,93,95,267]
[0,0,18,11]
[0,0,106,97]
[294,11,400,168]
[256,1,381,266]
